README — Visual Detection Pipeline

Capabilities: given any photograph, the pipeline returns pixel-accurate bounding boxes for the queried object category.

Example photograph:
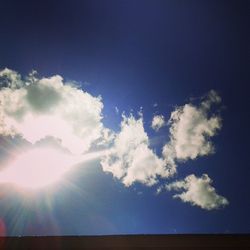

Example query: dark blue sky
[0,0,249,235]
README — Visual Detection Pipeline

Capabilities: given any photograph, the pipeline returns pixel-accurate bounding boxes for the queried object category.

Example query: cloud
[101,90,222,190]
[155,91,229,210]
[162,90,222,167]
[0,69,228,210]
[151,115,166,131]
[165,174,229,210]
[0,68,104,154]
[115,106,119,114]
[101,114,174,186]
[201,89,221,110]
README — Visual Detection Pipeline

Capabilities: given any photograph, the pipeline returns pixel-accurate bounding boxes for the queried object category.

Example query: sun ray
[0,147,110,190]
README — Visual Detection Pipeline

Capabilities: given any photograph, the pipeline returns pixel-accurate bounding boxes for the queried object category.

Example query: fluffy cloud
[0,68,104,154]
[165,174,229,210]
[0,69,228,210]
[162,90,222,167]
[151,115,166,131]
[101,114,174,186]
[101,91,223,189]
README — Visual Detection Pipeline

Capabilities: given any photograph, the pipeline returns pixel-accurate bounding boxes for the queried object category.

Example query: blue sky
[0,0,249,235]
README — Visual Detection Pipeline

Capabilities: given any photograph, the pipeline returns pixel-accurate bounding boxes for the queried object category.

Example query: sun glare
[0,147,75,189]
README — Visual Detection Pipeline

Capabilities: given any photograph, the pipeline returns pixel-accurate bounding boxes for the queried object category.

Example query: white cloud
[100,91,223,189]
[162,90,222,166]
[101,114,174,186]
[0,68,104,154]
[151,115,166,131]
[0,70,228,210]
[165,174,229,210]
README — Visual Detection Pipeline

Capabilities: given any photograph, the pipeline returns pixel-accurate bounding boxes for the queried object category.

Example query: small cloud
[201,89,221,110]
[165,174,229,210]
[151,115,166,131]
[153,103,158,107]
[156,185,164,195]
[115,106,119,114]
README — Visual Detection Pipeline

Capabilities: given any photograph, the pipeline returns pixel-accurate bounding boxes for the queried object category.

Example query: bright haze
[0,0,248,236]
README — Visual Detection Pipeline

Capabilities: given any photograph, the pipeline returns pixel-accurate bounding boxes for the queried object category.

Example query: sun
[0,147,75,189]
[0,146,110,190]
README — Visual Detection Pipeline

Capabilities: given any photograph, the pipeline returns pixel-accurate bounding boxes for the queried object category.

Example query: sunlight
[0,147,111,190]
[0,147,76,189]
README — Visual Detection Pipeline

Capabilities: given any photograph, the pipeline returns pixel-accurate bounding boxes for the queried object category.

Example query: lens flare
[0,147,76,189]
[0,147,110,190]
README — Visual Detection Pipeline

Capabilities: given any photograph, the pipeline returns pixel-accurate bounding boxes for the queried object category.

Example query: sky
[0,0,249,236]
